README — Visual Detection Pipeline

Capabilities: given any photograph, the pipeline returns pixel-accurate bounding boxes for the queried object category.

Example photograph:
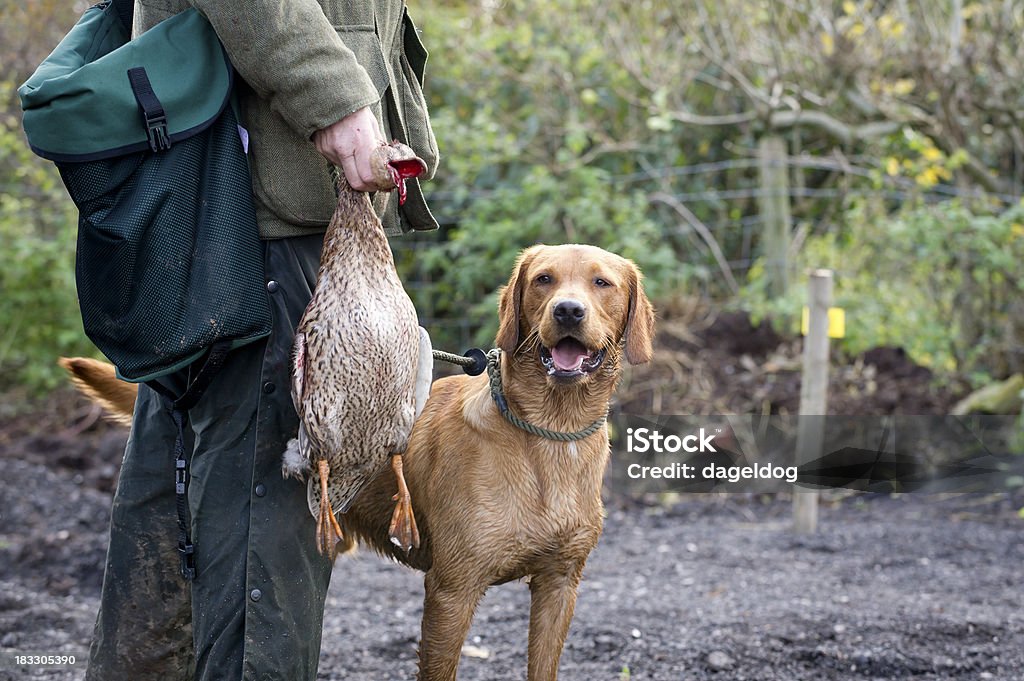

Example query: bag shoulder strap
[145,340,232,581]
[111,0,134,35]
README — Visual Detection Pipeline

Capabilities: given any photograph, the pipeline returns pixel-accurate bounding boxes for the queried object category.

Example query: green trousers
[85,234,332,681]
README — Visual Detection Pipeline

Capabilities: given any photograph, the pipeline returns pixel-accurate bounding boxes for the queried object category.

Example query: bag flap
[19,6,232,162]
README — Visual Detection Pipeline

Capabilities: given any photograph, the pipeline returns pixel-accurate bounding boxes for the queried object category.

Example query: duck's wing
[290,331,307,417]
[414,326,433,418]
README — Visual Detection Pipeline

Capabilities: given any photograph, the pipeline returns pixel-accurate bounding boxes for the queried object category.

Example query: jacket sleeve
[188,0,379,139]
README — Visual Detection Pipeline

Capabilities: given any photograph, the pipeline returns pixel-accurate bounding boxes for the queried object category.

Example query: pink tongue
[550,339,590,371]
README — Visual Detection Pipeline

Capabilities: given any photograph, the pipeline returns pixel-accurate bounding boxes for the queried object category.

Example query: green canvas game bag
[19,1,271,385]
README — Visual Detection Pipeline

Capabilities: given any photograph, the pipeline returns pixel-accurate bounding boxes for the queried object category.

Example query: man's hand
[313,107,388,192]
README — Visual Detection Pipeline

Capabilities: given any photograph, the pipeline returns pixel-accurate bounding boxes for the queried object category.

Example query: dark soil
[3,313,1021,680]
[619,310,964,417]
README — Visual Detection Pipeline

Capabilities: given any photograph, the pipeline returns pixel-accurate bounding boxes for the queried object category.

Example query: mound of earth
[621,309,963,416]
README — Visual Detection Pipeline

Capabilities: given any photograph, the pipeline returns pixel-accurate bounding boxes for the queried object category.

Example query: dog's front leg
[417,570,486,681]
[526,562,586,681]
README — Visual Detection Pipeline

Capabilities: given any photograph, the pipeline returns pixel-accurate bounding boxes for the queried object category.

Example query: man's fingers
[339,153,365,192]
[338,151,384,193]
[314,107,391,192]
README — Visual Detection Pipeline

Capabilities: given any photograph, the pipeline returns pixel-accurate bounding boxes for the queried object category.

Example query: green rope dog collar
[485,348,607,442]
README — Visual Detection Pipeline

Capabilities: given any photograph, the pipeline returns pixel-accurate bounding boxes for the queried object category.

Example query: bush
[741,199,1024,384]
[409,164,686,350]
[395,0,698,352]
[0,86,93,393]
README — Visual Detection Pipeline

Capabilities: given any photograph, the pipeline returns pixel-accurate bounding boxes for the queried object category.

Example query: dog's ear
[623,263,655,365]
[495,247,537,354]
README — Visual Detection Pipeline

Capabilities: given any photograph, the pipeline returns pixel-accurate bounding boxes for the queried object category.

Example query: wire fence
[392,154,1022,350]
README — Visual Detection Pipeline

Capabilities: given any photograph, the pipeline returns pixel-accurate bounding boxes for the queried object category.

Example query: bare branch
[649,192,740,294]
[769,109,902,144]
[668,110,759,126]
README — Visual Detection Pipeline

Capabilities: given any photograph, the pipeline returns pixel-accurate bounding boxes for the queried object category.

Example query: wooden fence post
[793,269,833,533]
[757,135,791,298]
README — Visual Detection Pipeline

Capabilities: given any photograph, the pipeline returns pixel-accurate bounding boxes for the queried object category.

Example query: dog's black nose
[553,299,586,326]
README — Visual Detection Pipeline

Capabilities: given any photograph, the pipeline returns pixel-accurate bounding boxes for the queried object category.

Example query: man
[85,1,438,679]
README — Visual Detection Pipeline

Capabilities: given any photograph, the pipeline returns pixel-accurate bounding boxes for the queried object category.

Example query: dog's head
[495,244,654,384]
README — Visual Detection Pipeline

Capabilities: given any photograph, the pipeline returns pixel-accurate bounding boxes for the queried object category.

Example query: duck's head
[370,142,427,206]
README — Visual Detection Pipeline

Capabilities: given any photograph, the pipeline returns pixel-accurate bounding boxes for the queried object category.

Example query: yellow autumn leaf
[847,22,866,38]
[915,167,939,187]
[1010,223,1024,239]
[877,15,906,38]
[891,78,915,96]
[821,32,835,56]
[843,1,857,15]
[885,157,900,176]
[962,2,984,20]
[921,146,943,162]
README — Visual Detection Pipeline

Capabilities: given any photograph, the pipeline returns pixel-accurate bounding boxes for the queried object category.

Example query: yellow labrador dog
[63,243,655,681]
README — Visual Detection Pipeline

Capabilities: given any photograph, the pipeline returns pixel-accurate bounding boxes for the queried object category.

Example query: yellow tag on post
[801,306,846,338]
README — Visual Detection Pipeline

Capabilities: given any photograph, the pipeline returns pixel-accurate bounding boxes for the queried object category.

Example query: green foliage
[0,83,92,393]
[0,0,79,113]
[415,165,685,349]
[3,0,1022,398]
[398,0,1024,372]
[741,200,1024,383]
[398,0,692,351]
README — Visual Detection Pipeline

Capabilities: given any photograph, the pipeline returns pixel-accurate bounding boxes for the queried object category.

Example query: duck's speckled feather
[285,145,422,514]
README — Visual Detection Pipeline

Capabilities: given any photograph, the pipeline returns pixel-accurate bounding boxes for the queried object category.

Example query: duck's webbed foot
[315,459,344,560]
[388,454,420,552]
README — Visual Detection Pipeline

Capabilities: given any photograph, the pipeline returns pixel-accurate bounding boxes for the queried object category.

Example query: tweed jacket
[134,0,439,238]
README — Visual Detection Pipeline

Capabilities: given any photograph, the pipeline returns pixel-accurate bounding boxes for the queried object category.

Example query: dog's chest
[482,439,607,577]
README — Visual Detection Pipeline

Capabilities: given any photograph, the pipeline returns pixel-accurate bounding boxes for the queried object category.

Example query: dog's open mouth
[539,338,606,378]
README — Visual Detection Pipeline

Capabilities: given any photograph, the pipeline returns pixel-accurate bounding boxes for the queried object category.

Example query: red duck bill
[387,157,427,206]
[539,337,606,377]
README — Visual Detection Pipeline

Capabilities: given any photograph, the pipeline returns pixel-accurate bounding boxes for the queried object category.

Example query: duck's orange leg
[315,459,345,560]
[388,454,420,552]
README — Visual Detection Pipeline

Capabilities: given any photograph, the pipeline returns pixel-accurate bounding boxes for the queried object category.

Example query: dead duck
[283,141,431,558]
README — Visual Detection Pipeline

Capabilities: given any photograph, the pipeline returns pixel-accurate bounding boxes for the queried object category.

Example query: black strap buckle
[175,457,187,495]
[127,66,172,153]
[144,111,171,152]
[178,541,196,581]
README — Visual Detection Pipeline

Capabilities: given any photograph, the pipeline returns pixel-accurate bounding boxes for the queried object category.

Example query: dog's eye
[594,277,611,288]
[536,274,552,285]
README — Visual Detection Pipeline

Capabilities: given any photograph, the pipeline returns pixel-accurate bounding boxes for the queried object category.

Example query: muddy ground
[2,312,1022,680]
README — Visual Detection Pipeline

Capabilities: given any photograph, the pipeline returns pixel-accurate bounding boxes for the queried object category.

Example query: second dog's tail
[58,357,138,425]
